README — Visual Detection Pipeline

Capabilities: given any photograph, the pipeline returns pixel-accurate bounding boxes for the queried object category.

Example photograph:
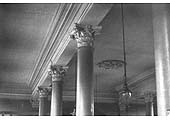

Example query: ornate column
[152,4,170,116]
[38,87,50,116]
[49,65,67,116]
[144,92,155,116]
[70,23,101,116]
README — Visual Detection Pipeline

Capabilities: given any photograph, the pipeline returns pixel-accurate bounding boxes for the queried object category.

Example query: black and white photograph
[0,2,169,117]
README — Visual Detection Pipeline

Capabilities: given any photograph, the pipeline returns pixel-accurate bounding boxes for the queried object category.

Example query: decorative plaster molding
[29,3,76,88]
[0,93,31,100]
[48,65,68,82]
[63,91,118,103]
[30,4,113,99]
[30,4,93,97]
[51,4,113,64]
[45,90,144,104]
[70,23,101,48]
[97,59,125,69]
[38,86,50,98]
[0,82,31,100]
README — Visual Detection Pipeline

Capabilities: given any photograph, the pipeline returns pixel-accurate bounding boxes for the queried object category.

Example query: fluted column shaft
[152,4,170,116]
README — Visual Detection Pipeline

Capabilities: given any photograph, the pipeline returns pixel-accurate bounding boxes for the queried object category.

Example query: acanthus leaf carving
[48,64,68,82]
[70,23,101,48]
[38,86,50,98]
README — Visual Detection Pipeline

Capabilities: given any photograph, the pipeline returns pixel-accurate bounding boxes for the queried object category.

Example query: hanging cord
[120,4,131,115]
[121,3,128,86]
[96,73,98,105]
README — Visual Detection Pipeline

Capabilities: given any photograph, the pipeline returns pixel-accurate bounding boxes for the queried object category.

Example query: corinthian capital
[38,86,50,98]
[70,23,101,48]
[48,64,68,82]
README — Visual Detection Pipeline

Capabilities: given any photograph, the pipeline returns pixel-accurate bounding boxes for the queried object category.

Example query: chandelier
[119,3,132,106]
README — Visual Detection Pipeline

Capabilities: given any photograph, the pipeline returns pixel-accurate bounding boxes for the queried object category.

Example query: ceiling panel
[0,4,59,88]
[94,4,154,92]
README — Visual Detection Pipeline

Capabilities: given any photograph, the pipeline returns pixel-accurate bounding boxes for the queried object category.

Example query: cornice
[30,3,93,97]
[64,93,145,104]
[46,90,144,104]
[0,82,31,96]
[30,4,114,98]
[0,93,31,100]
[29,3,76,87]
[30,89,145,104]
[0,81,31,100]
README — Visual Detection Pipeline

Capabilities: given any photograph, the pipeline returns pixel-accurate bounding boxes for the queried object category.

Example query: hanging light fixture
[119,3,132,106]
